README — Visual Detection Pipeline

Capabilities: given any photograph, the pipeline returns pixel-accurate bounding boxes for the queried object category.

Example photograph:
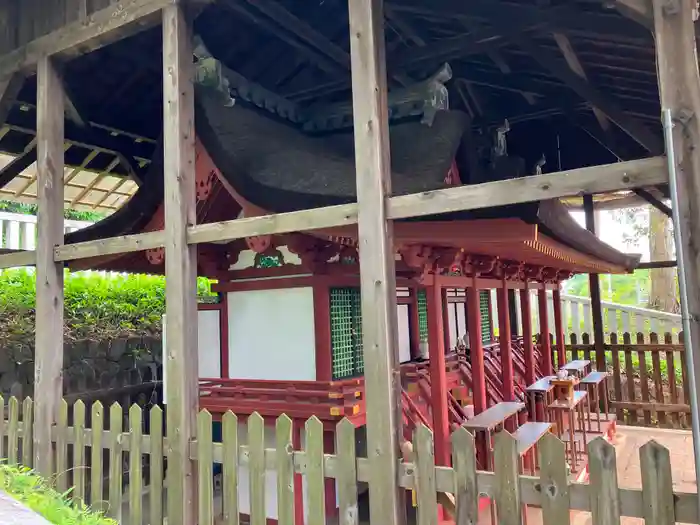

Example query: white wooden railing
[493,289,682,344]
[0,211,92,251]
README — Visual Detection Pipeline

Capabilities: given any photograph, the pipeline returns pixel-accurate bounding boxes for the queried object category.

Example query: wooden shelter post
[467,279,487,413]
[583,195,606,371]
[33,56,65,476]
[553,286,566,367]
[348,0,404,523]
[538,288,553,376]
[427,279,450,466]
[408,287,421,359]
[162,5,198,525]
[520,284,536,385]
[652,0,700,508]
[497,279,515,401]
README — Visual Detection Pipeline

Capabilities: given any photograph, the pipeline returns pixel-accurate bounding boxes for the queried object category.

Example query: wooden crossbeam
[46,156,667,265]
[0,0,183,79]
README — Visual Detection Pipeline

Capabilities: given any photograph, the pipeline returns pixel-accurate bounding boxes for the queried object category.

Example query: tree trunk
[648,206,678,312]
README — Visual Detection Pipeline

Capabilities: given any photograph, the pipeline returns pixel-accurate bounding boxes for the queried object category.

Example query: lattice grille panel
[330,287,363,379]
[480,291,491,343]
[417,289,428,343]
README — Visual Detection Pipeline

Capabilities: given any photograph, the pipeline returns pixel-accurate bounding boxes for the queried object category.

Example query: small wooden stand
[552,378,578,402]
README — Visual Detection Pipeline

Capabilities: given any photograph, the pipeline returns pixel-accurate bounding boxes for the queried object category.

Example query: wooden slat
[664,332,680,427]
[623,333,637,424]
[306,416,326,525]
[248,412,266,525]
[609,333,624,421]
[335,419,358,525]
[347,1,403,525]
[34,54,65,477]
[649,332,666,425]
[538,433,570,525]
[640,440,675,525]
[55,399,68,492]
[7,396,18,465]
[0,396,5,461]
[108,403,123,521]
[73,400,86,503]
[149,405,164,525]
[451,427,478,525]
[198,409,214,525]
[21,397,33,468]
[222,411,240,525]
[610,401,690,413]
[414,425,438,525]
[162,5,199,525]
[129,405,143,525]
[276,415,295,525]
[90,402,104,510]
[636,333,652,426]
[588,438,621,524]
[493,432,521,525]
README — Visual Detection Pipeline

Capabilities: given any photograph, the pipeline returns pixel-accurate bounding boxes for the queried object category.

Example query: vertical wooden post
[652,0,700,505]
[34,56,65,476]
[467,278,487,413]
[497,279,515,401]
[538,288,553,376]
[427,280,450,466]
[553,286,566,367]
[313,282,333,381]
[408,287,421,359]
[520,284,536,385]
[348,1,403,523]
[584,195,606,371]
[441,287,451,350]
[163,5,198,525]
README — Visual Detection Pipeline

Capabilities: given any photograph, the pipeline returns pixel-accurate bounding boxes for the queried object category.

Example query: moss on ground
[0,464,116,525]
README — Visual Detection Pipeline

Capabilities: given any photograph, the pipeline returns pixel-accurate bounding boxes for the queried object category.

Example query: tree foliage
[0,200,105,222]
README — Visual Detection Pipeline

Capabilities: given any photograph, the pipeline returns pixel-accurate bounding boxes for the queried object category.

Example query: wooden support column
[520,284,536,385]
[552,286,566,367]
[496,279,515,401]
[348,1,403,523]
[427,280,450,466]
[313,282,332,381]
[538,288,553,376]
[408,287,421,359]
[33,56,65,476]
[162,5,198,525]
[653,0,700,503]
[584,195,606,371]
[467,278,487,413]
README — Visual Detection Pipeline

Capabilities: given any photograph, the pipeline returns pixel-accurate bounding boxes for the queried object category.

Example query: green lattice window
[479,291,492,343]
[330,288,364,379]
[417,289,428,343]
[254,252,283,268]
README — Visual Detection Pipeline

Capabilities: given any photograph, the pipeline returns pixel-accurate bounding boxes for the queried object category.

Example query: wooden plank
[588,438,621,525]
[7,396,18,465]
[276,415,296,525]
[336,418,358,525]
[21,397,33,468]
[198,409,214,525]
[640,441,675,525]
[248,412,266,525]
[650,332,666,425]
[538,433,570,525]
[347,1,403,525]
[33,54,65,477]
[636,333,652,425]
[222,411,239,525]
[306,416,326,525]
[73,400,86,503]
[0,0,177,78]
[610,401,690,413]
[90,402,104,510]
[451,427,478,525]
[149,405,164,525]
[55,399,68,492]
[623,333,637,424]
[108,403,123,521]
[162,5,199,525]
[493,432,521,525]
[414,425,438,525]
[129,404,143,525]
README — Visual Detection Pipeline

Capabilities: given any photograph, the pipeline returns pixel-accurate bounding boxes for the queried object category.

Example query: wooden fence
[566,331,689,429]
[0,396,698,525]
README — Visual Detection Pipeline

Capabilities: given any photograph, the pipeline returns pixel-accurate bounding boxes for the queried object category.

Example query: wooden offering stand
[551,377,579,402]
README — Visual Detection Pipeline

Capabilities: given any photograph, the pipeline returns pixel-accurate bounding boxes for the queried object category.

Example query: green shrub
[0,464,116,525]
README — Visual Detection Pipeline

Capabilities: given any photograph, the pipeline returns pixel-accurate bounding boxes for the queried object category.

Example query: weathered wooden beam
[0,73,24,126]
[33,56,65,476]
[348,0,404,523]
[0,249,36,269]
[634,187,672,217]
[0,140,36,188]
[0,0,181,79]
[48,156,668,266]
[583,194,606,372]
[162,4,198,525]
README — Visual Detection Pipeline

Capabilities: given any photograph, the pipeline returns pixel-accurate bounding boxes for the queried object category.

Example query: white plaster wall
[397,304,412,363]
[227,287,316,380]
[447,302,467,349]
[162,309,222,402]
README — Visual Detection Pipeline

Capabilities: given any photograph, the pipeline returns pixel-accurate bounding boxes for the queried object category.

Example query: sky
[568,209,650,261]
